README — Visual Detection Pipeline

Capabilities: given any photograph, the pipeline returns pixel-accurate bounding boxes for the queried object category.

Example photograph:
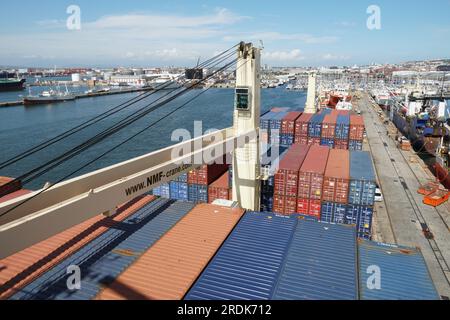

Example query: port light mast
[232,42,261,211]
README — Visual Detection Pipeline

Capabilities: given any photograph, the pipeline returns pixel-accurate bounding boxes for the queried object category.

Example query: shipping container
[320,201,347,224]
[320,138,335,148]
[97,203,244,300]
[335,114,350,140]
[175,173,188,183]
[349,139,363,151]
[349,115,365,140]
[296,198,309,215]
[280,134,294,146]
[349,151,377,206]
[307,136,321,146]
[10,198,195,300]
[187,163,229,185]
[185,212,297,300]
[294,135,308,145]
[272,219,358,300]
[358,240,439,300]
[298,145,329,200]
[274,145,310,197]
[273,194,285,214]
[169,181,188,201]
[321,113,338,139]
[208,171,231,203]
[294,113,313,138]
[322,149,350,204]
[345,204,373,239]
[270,111,288,131]
[188,183,208,203]
[308,112,327,137]
[0,195,155,299]
[334,139,349,150]
[281,111,302,134]
[153,182,170,198]
[260,111,276,129]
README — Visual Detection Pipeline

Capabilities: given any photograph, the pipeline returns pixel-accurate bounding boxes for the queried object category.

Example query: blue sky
[0,0,449,67]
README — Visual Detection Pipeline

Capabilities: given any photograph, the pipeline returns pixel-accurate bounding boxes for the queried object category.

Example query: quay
[356,91,450,298]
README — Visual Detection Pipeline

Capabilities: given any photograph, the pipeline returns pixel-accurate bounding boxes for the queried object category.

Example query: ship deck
[357,92,450,298]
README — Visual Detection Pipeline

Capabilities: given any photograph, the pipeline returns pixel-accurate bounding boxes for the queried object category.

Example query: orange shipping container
[349,115,365,140]
[96,203,244,300]
[322,149,350,204]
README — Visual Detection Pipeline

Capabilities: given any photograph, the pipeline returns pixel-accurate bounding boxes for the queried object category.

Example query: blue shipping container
[320,138,335,148]
[308,112,326,137]
[175,173,188,183]
[260,111,275,129]
[269,112,288,130]
[320,202,346,224]
[188,183,208,203]
[185,212,297,300]
[349,151,377,206]
[280,134,294,146]
[349,140,363,151]
[335,114,350,140]
[153,182,170,198]
[358,240,440,300]
[169,181,188,201]
[272,220,358,300]
[345,204,373,239]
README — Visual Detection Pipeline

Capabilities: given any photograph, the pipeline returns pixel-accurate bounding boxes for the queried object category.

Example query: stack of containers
[260,147,289,212]
[269,111,288,145]
[307,111,328,146]
[169,173,188,201]
[347,151,377,239]
[321,149,350,223]
[273,144,310,214]
[280,111,302,146]
[152,183,170,198]
[297,145,330,218]
[349,115,365,151]
[320,111,338,148]
[259,111,275,144]
[187,163,229,203]
[294,113,313,145]
[335,113,350,149]
[208,171,232,203]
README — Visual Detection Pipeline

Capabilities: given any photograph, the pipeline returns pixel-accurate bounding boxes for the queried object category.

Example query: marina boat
[23,88,76,105]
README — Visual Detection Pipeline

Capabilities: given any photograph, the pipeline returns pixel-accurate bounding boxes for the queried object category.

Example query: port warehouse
[0,196,438,300]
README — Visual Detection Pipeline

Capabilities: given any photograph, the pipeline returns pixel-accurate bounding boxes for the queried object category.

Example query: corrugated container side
[345,204,373,239]
[349,115,365,140]
[349,151,376,206]
[185,212,297,300]
[97,203,244,300]
[321,113,338,138]
[208,172,231,203]
[307,137,321,146]
[270,112,288,130]
[294,113,313,138]
[308,113,326,138]
[335,114,350,140]
[0,195,155,299]
[188,184,208,203]
[320,138,334,148]
[296,198,309,215]
[260,111,275,130]
[322,149,350,203]
[358,240,440,300]
[273,194,285,214]
[169,181,188,201]
[349,140,363,151]
[334,139,349,150]
[272,220,358,300]
[281,111,302,134]
[10,198,196,300]
[294,135,308,145]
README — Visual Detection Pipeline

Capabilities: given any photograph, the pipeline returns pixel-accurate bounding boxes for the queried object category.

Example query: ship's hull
[433,161,450,190]
[0,79,26,91]
[23,96,76,105]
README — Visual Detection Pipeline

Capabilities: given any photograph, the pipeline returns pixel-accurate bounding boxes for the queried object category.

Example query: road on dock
[357,92,450,298]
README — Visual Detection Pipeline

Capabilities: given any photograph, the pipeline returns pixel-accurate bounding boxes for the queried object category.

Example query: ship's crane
[0,42,261,259]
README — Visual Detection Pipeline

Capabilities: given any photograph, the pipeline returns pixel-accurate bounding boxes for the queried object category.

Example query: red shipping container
[298,145,330,200]
[322,149,350,203]
[281,111,302,134]
[271,107,290,113]
[188,163,229,185]
[273,145,309,196]
[273,194,285,214]
[294,113,313,137]
[208,172,231,203]
[334,139,349,150]
[284,196,297,215]
[321,113,338,138]
[309,200,322,218]
[294,135,308,145]
[349,115,365,140]
[307,137,321,146]
[297,198,309,214]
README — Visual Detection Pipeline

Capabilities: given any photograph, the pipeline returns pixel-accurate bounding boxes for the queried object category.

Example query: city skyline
[0,0,449,67]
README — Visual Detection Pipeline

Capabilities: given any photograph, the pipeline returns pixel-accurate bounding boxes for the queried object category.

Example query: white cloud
[224,32,339,44]
[263,49,305,61]
[336,21,356,27]
[321,53,351,61]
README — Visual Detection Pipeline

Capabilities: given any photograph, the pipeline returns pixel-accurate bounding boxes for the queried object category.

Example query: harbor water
[0,87,306,190]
